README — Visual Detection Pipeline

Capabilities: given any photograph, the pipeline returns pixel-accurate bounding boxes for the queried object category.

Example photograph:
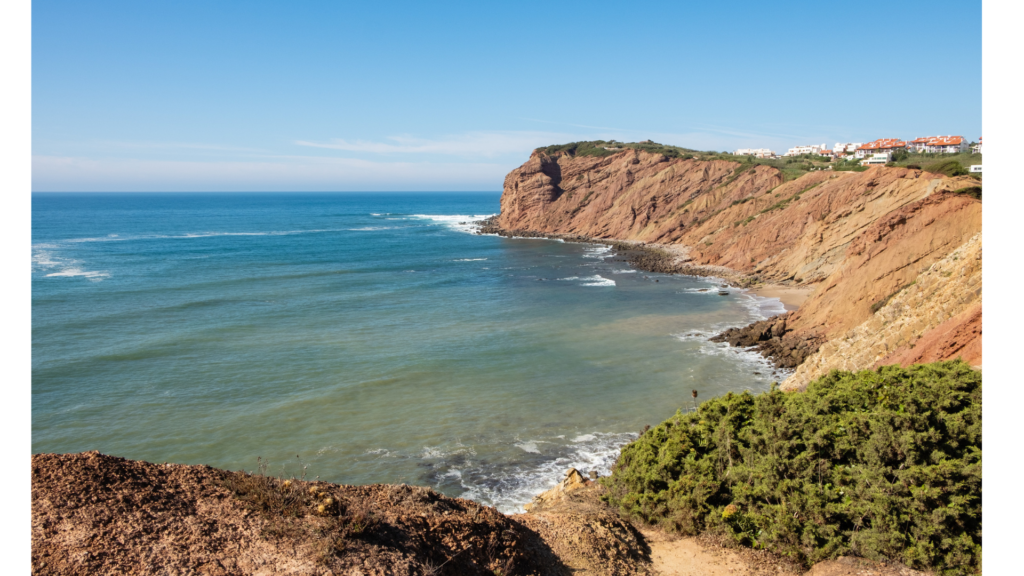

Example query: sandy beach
[750,284,815,311]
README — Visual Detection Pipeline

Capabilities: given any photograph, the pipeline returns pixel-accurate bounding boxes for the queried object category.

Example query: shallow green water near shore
[32,192,787,511]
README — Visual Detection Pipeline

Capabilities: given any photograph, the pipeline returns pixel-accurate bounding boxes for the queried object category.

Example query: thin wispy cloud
[89,140,268,153]
[295,131,579,158]
[33,154,512,192]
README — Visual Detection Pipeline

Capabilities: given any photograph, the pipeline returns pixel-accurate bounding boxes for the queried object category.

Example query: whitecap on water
[581,245,613,259]
[515,442,541,454]
[409,214,496,234]
[451,431,636,513]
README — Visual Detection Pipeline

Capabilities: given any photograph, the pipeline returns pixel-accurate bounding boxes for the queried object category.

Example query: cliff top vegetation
[600,360,981,575]
[534,141,835,181]
[535,140,701,159]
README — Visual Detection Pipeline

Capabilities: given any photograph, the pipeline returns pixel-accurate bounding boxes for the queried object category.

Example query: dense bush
[601,361,981,574]
[952,186,982,201]
[833,159,868,172]
[535,140,699,159]
[924,159,969,177]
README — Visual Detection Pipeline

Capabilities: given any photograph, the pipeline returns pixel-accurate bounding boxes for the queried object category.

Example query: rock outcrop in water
[494,146,982,375]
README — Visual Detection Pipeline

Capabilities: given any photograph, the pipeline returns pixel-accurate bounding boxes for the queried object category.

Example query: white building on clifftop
[784,144,827,156]
[833,142,863,155]
[734,148,775,158]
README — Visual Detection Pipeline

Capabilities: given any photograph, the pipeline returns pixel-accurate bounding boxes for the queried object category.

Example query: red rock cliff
[496,148,982,373]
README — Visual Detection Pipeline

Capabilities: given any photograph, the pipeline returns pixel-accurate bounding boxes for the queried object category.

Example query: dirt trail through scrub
[33,454,933,576]
[644,531,798,576]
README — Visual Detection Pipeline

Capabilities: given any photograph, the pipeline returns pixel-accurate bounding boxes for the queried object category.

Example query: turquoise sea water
[32,192,787,511]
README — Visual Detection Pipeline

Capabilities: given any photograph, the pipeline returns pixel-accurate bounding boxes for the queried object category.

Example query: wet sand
[750,284,815,311]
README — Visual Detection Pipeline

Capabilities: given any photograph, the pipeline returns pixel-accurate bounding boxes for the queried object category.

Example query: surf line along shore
[475,216,820,368]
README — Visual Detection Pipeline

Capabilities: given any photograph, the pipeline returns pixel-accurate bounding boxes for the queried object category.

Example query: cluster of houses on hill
[733,136,981,164]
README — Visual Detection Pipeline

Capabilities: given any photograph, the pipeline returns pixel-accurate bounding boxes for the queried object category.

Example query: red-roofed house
[907,135,969,154]
[972,137,982,154]
[855,139,907,159]
[907,137,932,153]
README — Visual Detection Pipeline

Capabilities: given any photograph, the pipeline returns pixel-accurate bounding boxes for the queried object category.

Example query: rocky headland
[487,144,982,380]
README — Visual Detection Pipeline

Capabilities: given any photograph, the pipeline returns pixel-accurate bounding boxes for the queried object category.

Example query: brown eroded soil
[31,452,652,576]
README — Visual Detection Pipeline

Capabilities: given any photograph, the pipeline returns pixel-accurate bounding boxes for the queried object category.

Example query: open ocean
[32,192,788,512]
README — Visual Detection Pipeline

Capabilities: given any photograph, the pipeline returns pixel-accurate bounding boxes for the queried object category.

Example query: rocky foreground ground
[33,452,930,575]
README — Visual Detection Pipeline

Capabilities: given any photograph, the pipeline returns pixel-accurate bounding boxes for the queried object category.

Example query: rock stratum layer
[783,233,982,391]
[495,148,982,376]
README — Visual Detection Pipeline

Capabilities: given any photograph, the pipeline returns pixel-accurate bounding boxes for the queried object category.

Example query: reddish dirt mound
[32,451,582,575]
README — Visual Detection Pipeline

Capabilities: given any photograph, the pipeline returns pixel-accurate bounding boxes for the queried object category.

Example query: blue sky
[32,0,981,191]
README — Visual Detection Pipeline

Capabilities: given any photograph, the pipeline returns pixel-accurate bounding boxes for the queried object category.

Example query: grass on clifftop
[535,141,834,181]
[600,360,981,575]
[535,140,701,159]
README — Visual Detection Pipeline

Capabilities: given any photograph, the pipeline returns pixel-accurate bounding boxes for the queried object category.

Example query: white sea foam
[454,258,488,261]
[515,442,541,454]
[45,268,110,279]
[672,326,794,381]
[580,275,615,287]
[555,275,615,287]
[737,289,787,321]
[409,214,496,234]
[582,245,613,259]
[32,245,62,268]
[452,431,636,513]
[33,244,110,281]
[421,444,477,459]
[346,226,397,231]
[611,269,638,274]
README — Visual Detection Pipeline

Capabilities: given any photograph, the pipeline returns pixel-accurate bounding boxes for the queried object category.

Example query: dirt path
[642,528,802,576]
[642,528,928,576]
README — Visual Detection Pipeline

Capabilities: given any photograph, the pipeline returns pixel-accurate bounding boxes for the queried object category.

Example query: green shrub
[924,159,969,177]
[600,361,981,575]
[890,149,910,163]
[535,140,700,159]
[951,186,982,200]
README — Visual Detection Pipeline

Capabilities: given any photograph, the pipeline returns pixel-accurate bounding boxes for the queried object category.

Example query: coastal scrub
[600,360,981,575]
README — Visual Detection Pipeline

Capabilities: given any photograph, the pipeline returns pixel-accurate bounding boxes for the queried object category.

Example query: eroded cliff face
[782,234,982,391]
[497,148,982,375]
